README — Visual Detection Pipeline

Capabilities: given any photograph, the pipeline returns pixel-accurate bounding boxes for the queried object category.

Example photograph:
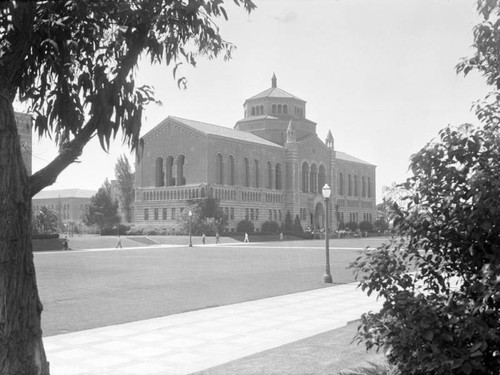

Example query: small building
[32,189,96,222]
[133,75,377,232]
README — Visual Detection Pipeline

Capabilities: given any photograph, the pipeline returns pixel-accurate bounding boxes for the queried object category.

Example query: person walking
[116,235,122,249]
[215,231,220,244]
[202,233,206,245]
[244,232,250,243]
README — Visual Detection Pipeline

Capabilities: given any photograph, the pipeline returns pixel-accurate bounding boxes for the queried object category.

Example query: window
[302,162,309,192]
[155,157,164,187]
[269,209,272,220]
[251,209,254,221]
[216,153,224,184]
[310,164,318,193]
[230,207,234,220]
[251,107,255,116]
[272,104,276,113]
[354,175,359,196]
[362,177,366,197]
[154,208,158,220]
[163,208,167,220]
[244,158,250,187]
[348,174,352,196]
[267,162,273,189]
[144,209,149,221]
[278,104,282,114]
[228,156,235,186]
[256,209,259,220]
[283,105,288,114]
[368,177,372,198]
[275,163,282,190]
[279,210,282,222]
[177,155,185,186]
[318,165,326,191]
[171,208,176,220]
[339,173,344,195]
[254,159,260,188]
[166,156,174,186]
[260,105,264,114]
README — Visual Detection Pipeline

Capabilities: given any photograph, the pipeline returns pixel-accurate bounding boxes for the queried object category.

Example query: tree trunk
[0,95,49,374]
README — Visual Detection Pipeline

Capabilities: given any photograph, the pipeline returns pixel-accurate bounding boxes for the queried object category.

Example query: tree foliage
[237,219,254,234]
[261,220,280,234]
[293,214,303,234]
[283,211,293,233]
[114,154,134,223]
[352,123,500,374]
[182,197,228,235]
[32,206,58,235]
[84,179,120,230]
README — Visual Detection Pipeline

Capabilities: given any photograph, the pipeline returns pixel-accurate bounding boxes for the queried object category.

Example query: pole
[188,214,193,247]
[323,197,333,283]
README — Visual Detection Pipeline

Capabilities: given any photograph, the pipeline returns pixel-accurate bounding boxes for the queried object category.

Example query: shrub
[359,221,373,233]
[32,233,60,240]
[351,123,500,374]
[283,211,293,233]
[293,215,303,234]
[237,219,254,234]
[345,221,358,232]
[261,221,280,234]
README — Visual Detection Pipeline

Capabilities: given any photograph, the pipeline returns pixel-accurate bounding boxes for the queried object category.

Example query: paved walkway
[44,283,382,375]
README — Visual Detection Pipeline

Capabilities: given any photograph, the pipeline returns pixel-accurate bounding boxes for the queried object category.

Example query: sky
[29,0,490,202]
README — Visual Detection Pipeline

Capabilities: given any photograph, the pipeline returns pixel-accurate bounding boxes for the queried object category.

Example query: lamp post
[188,210,193,247]
[322,184,333,283]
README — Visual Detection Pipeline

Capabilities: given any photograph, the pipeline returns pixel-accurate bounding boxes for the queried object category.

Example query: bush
[351,123,500,374]
[237,219,254,234]
[373,218,389,232]
[293,215,303,234]
[345,221,358,232]
[100,224,130,236]
[261,221,280,234]
[359,221,373,233]
[32,233,59,240]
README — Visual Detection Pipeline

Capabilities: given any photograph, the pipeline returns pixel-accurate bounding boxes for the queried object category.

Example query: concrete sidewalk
[44,283,382,375]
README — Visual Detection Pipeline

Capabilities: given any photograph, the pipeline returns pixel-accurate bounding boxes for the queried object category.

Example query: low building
[32,189,96,222]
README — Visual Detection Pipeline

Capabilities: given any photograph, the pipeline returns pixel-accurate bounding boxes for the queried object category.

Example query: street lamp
[322,184,333,283]
[188,210,193,247]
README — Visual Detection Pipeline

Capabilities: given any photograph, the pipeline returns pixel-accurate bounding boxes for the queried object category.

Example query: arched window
[339,173,344,195]
[354,175,358,196]
[275,163,282,190]
[254,159,260,188]
[155,157,164,187]
[272,104,276,113]
[260,105,264,115]
[177,154,185,186]
[310,164,318,193]
[283,105,288,114]
[267,161,272,189]
[251,107,255,116]
[278,104,282,114]
[362,176,366,197]
[244,158,250,187]
[302,162,309,193]
[348,174,352,196]
[256,106,260,115]
[318,165,326,191]
[165,156,174,186]
[216,153,224,184]
[228,155,235,186]
[368,177,372,198]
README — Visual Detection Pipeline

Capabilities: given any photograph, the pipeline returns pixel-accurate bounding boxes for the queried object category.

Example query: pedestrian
[202,233,206,245]
[280,232,284,240]
[244,232,249,243]
[215,231,220,244]
[116,235,122,249]
[62,237,69,251]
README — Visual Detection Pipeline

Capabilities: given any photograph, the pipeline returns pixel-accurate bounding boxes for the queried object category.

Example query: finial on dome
[272,73,277,88]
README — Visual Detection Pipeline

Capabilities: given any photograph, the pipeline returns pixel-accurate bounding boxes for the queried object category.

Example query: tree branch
[28,119,98,197]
